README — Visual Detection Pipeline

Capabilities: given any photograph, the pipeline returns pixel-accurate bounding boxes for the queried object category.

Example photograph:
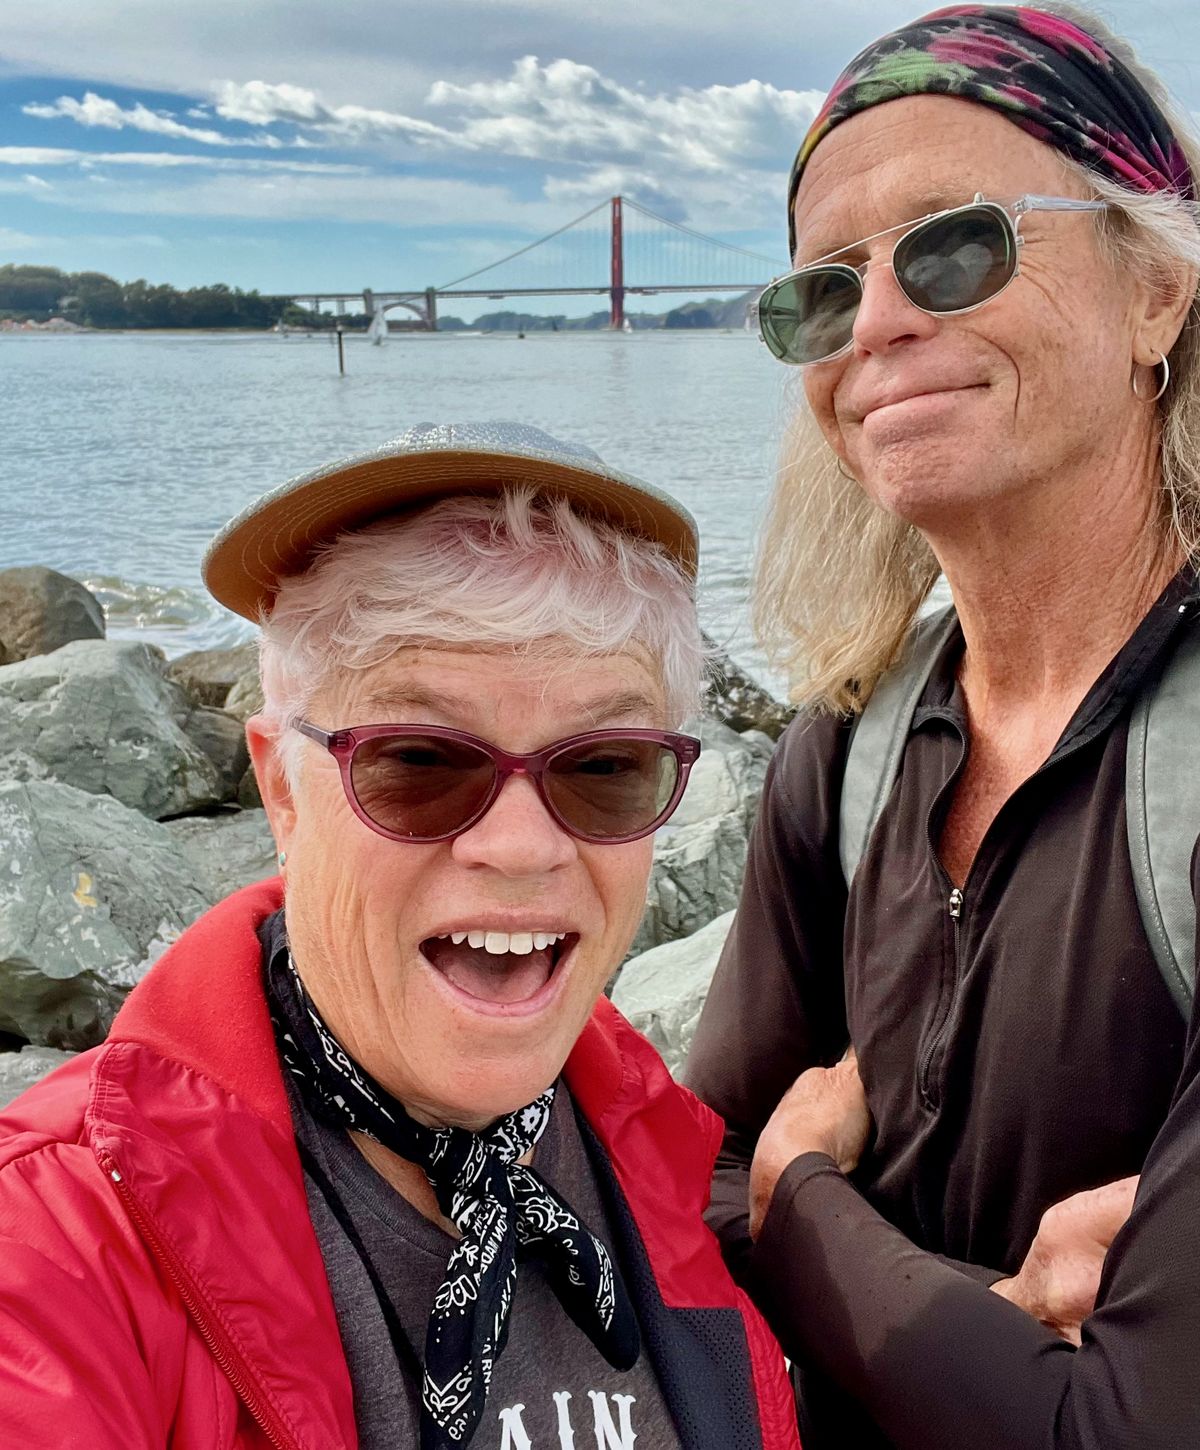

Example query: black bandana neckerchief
[266,945,639,1450]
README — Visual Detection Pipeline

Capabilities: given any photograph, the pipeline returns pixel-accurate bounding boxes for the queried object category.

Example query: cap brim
[202,446,699,622]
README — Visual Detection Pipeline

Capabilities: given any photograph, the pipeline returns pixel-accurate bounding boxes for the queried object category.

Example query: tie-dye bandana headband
[787,4,1194,255]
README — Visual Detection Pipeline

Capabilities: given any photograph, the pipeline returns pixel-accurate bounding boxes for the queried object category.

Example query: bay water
[1,329,792,686]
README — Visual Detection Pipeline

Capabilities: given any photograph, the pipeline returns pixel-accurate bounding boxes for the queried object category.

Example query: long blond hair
[754,1,1200,715]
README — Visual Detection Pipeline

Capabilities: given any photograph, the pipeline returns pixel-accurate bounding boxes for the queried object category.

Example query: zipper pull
[948,887,964,919]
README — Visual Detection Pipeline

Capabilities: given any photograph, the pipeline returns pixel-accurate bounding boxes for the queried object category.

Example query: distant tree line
[0,265,366,331]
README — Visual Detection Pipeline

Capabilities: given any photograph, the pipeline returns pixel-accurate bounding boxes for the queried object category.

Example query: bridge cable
[436,198,611,291]
[621,197,781,266]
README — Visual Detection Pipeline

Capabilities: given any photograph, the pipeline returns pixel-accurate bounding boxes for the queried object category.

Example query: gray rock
[182,705,249,803]
[0,639,225,819]
[613,911,734,1076]
[0,780,215,1049]
[672,716,769,834]
[0,1046,78,1110]
[0,567,105,663]
[165,809,278,902]
[701,634,795,740]
[224,665,265,723]
[619,717,765,959]
[168,642,259,709]
[237,763,264,809]
[628,810,749,957]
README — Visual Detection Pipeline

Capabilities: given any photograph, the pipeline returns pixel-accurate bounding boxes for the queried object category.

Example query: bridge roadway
[289,282,758,311]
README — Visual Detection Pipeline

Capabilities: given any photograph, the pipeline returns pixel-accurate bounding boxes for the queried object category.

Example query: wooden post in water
[336,325,346,375]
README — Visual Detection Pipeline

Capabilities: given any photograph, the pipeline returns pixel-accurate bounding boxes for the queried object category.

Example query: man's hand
[991,1176,1138,1345]
[749,1050,871,1240]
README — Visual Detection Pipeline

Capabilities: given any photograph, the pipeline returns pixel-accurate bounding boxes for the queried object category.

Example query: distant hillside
[439,291,757,332]
[0,263,758,333]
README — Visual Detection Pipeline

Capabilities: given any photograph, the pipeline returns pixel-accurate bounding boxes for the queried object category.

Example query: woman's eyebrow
[355,683,468,721]
[575,690,664,727]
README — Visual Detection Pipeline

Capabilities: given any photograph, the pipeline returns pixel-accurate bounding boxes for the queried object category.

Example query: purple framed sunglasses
[294,721,701,845]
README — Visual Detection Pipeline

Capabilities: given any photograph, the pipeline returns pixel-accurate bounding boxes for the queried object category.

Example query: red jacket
[0,881,799,1449]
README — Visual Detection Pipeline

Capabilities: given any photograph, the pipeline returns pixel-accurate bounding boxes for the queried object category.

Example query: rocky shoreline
[0,566,793,1104]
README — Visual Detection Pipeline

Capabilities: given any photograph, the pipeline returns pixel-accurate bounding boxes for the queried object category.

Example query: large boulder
[168,642,259,710]
[0,1046,78,1110]
[630,811,748,958]
[181,705,250,802]
[165,809,278,902]
[701,633,795,740]
[0,566,105,663]
[671,717,770,834]
[625,718,767,958]
[0,639,226,819]
[612,911,734,1076]
[224,664,265,723]
[0,780,216,1048]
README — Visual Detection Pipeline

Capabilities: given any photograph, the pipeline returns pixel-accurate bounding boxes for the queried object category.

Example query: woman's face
[792,95,1152,535]
[255,644,665,1130]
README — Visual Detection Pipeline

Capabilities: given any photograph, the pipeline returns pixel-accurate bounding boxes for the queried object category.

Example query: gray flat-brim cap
[202,420,699,622]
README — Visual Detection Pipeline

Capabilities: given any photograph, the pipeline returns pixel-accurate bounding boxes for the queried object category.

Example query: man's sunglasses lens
[348,733,682,841]
[761,203,1017,365]
[893,204,1014,314]
[761,265,861,366]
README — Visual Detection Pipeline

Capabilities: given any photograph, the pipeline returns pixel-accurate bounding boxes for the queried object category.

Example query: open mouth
[419,930,579,1006]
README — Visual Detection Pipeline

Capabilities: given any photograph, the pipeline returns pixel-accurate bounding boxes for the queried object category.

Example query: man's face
[792,95,1148,536]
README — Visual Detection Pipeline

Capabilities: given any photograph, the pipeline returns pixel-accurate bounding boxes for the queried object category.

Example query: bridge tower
[610,196,625,330]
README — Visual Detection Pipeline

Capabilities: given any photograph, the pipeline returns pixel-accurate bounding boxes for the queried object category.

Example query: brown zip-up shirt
[686,570,1200,1450]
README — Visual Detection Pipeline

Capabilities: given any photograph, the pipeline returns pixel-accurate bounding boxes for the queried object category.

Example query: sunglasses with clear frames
[757,192,1110,367]
[294,720,702,845]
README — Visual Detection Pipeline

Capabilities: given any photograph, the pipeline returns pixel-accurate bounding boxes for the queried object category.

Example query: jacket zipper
[918,699,1131,1108]
[98,1150,300,1450]
[917,884,965,1109]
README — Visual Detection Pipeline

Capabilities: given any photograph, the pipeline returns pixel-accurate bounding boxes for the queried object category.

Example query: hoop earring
[836,458,859,483]
[1133,349,1170,403]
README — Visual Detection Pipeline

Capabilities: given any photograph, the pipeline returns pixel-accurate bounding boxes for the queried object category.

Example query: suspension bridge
[287,196,783,333]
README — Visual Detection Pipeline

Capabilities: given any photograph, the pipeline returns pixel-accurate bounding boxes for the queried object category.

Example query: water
[1,329,791,684]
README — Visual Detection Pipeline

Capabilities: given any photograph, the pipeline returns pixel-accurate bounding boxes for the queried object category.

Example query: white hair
[257,486,703,784]
[754,0,1200,716]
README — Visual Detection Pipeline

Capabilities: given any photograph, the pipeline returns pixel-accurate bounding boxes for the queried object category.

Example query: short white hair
[258,486,703,784]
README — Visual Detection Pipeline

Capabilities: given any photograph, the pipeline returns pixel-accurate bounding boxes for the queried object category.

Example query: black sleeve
[747,844,1200,1450]
[683,712,852,1280]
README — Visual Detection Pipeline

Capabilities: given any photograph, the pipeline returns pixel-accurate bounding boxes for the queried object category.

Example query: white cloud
[207,58,819,228]
[9,56,816,242]
[22,174,52,189]
[427,59,821,173]
[209,59,821,178]
[213,79,453,145]
[22,91,312,150]
[0,146,363,175]
[23,92,236,146]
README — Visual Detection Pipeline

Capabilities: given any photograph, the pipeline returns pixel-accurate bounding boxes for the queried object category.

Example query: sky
[2,0,1199,316]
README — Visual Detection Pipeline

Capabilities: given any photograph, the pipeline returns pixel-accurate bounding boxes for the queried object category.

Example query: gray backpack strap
[839,604,960,884]
[1126,618,1200,1018]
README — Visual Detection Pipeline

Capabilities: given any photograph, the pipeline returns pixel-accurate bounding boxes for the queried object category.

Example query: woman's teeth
[446,930,567,954]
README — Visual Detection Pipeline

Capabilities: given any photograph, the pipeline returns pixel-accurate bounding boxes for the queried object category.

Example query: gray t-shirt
[289,1077,683,1449]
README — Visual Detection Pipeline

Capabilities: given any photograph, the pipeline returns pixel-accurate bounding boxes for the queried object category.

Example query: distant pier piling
[336,325,345,376]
